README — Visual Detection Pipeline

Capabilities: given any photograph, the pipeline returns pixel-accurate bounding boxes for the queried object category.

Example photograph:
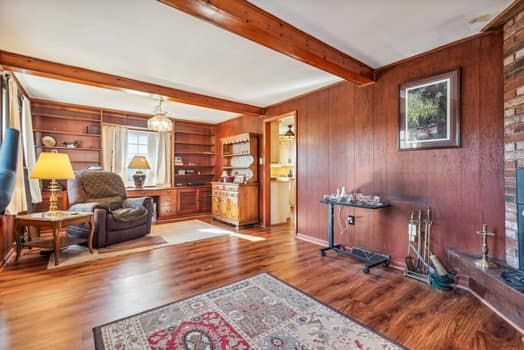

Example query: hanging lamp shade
[280,124,295,140]
[148,98,173,132]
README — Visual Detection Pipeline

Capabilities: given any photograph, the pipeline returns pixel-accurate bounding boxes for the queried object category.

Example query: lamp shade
[31,152,75,180]
[128,155,151,170]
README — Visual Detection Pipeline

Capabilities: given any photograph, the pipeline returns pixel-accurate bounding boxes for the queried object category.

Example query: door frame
[262,111,297,232]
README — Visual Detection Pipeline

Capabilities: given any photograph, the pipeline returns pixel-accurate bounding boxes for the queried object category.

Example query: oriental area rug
[93,273,404,350]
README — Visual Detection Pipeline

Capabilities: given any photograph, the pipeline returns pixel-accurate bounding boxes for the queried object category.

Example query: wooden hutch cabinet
[212,133,259,228]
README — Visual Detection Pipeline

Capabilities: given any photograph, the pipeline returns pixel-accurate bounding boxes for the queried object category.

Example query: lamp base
[133,172,147,188]
[47,179,61,216]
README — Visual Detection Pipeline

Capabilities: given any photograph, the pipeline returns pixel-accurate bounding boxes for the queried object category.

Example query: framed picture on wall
[399,68,461,150]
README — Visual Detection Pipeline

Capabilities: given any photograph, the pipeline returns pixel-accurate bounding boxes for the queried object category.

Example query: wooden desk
[15,211,94,266]
[126,185,211,222]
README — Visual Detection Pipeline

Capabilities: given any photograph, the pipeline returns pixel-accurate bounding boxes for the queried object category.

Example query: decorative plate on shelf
[41,135,57,147]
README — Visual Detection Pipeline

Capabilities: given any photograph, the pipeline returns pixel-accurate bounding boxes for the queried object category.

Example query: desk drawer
[160,190,177,200]
[158,202,176,217]
[129,190,150,197]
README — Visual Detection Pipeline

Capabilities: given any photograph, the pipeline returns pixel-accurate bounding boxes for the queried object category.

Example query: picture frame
[399,69,460,151]
[233,174,245,184]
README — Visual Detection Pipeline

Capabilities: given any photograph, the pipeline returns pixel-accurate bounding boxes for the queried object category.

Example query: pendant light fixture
[280,124,295,141]
[147,98,173,132]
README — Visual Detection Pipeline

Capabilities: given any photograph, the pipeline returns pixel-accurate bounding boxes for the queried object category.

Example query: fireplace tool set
[405,208,454,290]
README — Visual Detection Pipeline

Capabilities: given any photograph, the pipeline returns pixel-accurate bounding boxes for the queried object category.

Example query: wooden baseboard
[296,233,327,247]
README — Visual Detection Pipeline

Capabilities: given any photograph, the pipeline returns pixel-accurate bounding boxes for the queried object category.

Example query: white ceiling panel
[15,73,238,124]
[0,0,513,121]
[0,0,339,107]
[249,0,512,68]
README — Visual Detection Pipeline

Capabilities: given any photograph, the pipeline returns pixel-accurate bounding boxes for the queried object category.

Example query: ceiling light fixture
[147,98,173,132]
[280,124,295,141]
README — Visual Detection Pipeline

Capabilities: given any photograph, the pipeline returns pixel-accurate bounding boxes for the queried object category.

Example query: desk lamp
[128,156,151,188]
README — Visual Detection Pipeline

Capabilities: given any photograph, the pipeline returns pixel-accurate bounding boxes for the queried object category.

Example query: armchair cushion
[112,207,147,222]
[124,197,151,210]
[69,202,111,213]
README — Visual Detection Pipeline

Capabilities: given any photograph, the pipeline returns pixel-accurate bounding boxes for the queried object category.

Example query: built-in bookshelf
[174,121,216,187]
[32,101,102,191]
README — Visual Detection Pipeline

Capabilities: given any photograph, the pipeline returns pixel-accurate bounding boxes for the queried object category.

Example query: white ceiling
[15,73,239,124]
[250,0,512,67]
[0,0,512,123]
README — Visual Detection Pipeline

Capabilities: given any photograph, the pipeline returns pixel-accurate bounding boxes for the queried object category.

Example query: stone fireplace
[504,9,524,269]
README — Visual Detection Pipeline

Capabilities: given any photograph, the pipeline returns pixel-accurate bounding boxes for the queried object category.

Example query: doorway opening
[265,112,296,230]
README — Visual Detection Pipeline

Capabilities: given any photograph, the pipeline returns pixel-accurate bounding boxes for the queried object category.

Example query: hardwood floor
[0,218,522,350]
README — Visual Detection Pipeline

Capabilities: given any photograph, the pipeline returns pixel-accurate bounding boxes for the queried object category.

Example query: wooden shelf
[21,236,87,249]
[175,152,216,156]
[175,130,215,136]
[34,129,100,137]
[222,166,251,170]
[174,121,217,187]
[223,153,251,157]
[175,165,215,168]
[174,141,215,146]
[33,114,101,123]
[37,146,102,151]
[175,174,214,177]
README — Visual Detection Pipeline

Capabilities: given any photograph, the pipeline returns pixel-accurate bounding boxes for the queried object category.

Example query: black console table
[320,199,392,273]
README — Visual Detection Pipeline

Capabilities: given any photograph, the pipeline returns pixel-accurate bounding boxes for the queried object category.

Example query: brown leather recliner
[66,171,153,248]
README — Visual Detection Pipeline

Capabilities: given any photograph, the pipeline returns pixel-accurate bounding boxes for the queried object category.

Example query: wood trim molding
[0,50,265,116]
[158,0,375,86]
[9,70,31,101]
[482,0,524,32]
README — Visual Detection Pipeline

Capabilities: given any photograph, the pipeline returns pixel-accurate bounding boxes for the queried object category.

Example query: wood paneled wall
[218,32,505,263]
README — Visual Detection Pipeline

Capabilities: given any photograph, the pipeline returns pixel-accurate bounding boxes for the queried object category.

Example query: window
[126,130,158,186]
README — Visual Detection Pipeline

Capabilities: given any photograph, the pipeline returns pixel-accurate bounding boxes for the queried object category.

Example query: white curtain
[6,78,27,214]
[21,97,41,203]
[155,131,171,186]
[102,125,128,182]
[145,132,158,186]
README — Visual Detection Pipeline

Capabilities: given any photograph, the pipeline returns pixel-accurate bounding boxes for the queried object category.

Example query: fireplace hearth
[501,169,524,291]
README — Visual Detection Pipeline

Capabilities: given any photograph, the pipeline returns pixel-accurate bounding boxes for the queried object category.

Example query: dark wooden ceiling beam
[0,50,265,116]
[158,0,375,86]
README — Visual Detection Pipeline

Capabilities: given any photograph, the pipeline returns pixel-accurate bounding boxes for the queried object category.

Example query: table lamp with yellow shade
[31,151,75,216]
[128,155,151,188]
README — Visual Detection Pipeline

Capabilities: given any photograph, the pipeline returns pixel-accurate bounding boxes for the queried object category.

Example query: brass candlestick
[474,224,496,270]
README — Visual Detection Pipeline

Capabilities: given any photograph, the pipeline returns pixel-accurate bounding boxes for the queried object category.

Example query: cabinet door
[177,188,199,215]
[158,202,176,217]
[199,188,212,212]
[227,198,239,220]
[212,196,220,217]
[219,196,228,217]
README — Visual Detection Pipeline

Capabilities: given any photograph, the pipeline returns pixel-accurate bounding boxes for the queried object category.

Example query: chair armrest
[69,202,111,213]
[124,197,152,209]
